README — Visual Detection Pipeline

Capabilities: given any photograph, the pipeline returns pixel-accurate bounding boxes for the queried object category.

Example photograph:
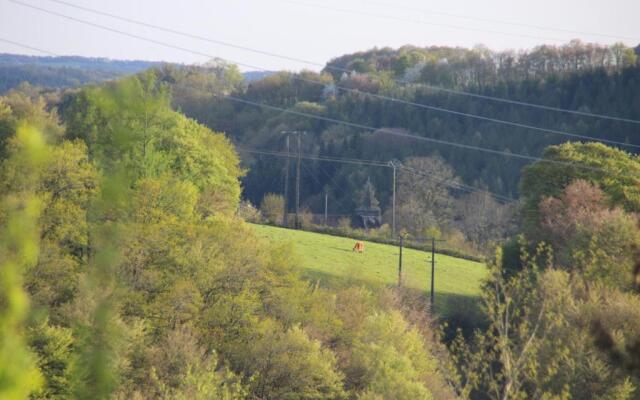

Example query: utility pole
[398,234,404,287]
[388,160,399,237]
[282,135,290,226]
[281,130,304,227]
[392,163,396,237]
[430,237,435,310]
[295,133,302,229]
[324,191,329,225]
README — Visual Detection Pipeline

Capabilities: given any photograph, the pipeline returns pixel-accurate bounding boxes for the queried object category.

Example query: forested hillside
[163,41,639,202]
[150,40,640,249]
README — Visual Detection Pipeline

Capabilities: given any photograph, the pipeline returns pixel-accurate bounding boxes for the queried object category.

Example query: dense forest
[1,40,640,399]
[159,41,640,243]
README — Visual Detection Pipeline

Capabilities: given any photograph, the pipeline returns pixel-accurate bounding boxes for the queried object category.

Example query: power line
[312,161,354,215]
[35,0,640,126]
[0,37,59,56]
[238,147,389,167]
[239,147,514,204]
[364,0,639,42]
[398,165,515,203]
[13,0,640,150]
[10,1,638,177]
[227,95,629,177]
[300,161,350,214]
[278,0,566,43]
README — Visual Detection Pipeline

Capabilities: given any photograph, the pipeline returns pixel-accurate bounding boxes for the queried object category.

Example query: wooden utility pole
[430,237,435,309]
[324,191,328,225]
[282,135,290,226]
[388,160,398,237]
[398,235,404,286]
[392,163,396,237]
[295,133,301,228]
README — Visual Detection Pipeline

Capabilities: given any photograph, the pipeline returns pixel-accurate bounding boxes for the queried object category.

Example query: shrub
[236,200,262,223]
[298,207,314,229]
[338,217,352,232]
[260,193,284,224]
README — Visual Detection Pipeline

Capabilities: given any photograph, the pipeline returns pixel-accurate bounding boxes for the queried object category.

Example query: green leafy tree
[521,142,640,231]
[0,125,48,399]
[348,311,438,400]
[247,319,345,400]
[63,72,242,216]
[537,180,640,288]
[260,193,285,224]
[28,318,74,400]
[396,156,458,235]
[26,140,97,322]
[451,243,640,400]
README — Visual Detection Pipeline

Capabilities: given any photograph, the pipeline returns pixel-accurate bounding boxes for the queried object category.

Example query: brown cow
[352,241,365,253]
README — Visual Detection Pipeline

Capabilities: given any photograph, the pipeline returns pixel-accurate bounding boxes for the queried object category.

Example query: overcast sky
[1,0,639,71]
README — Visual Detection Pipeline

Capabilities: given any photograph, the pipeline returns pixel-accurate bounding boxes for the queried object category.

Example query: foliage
[396,156,459,235]
[183,43,640,231]
[348,311,438,400]
[0,125,48,399]
[236,199,262,223]
[520,142,640,229]
[63,72,242,216]
[536,180,640,288]
[298,206,315,229]
[451,241,640,400]
[243,320,346,400]
[25,139,98,323]
[0,65,467,400]
[28,318,74,399]
[260,192,285,224]
[6,51,640,400]
[455,191,516,251]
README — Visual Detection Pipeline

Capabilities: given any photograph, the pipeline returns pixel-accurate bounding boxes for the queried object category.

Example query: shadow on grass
[301,269,484,320]
[299,268,488,336]
[327,247,353,253]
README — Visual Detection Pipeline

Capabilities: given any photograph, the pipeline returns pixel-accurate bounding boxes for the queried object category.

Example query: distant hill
[0,63,115,93]
[0,53,160,73]
[0,53,162,93]
[243,70,277,82]
[0,53,276,92]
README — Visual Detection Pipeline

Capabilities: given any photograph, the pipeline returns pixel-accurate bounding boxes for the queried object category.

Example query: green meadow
[251,224,488,313]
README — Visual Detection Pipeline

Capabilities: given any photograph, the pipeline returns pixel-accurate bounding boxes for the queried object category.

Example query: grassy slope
[251,224,487,312]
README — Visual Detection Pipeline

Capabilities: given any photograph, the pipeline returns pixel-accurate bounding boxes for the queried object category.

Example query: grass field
[251,224,488,313]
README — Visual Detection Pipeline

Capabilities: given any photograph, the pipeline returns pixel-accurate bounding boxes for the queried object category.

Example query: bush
[423,225,442,240]
[260,193,284,224]
[338,217,352,231]
[236,200,262,223]
[369,223,391,239]
[298,207,314,230]
[441,296,487,341]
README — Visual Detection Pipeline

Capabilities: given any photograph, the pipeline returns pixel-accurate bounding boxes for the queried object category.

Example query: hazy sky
[1,0,639,71]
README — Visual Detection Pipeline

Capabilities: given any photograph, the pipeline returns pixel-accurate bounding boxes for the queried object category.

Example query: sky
[1,0,639,71]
